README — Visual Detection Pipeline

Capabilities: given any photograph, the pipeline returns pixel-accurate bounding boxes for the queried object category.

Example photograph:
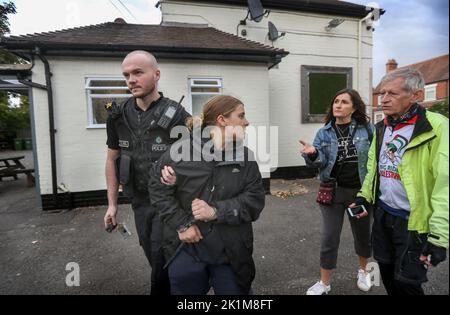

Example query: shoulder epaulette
[105,101,125,119]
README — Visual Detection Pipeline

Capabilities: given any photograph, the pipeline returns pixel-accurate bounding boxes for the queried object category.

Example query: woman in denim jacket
[299,89,374,295]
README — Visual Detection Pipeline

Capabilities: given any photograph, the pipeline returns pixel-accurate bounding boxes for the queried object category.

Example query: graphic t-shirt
[379,119,416,211]
[331,123,360,188]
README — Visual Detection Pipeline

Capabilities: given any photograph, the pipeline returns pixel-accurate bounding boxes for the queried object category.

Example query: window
[424,84,437,102]
[301,66,352,123]
[189,78,222,115]
[377,95,382,106]
[85,77,131,128]
[374,112,384,123]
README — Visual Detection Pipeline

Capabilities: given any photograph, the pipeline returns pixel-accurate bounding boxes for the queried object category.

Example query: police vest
[108,97,184,196]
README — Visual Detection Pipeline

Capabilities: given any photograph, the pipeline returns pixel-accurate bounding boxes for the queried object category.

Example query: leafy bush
[429,99,449,118]
[0,92,30,145]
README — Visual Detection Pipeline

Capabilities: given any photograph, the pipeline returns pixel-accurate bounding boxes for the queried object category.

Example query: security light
[325,18,345,31]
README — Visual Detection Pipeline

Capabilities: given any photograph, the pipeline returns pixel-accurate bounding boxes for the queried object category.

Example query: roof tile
[2,22,286,56]
[374,54,449,93]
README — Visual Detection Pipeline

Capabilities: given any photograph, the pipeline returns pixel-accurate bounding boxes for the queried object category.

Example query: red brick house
[372,54,449,122]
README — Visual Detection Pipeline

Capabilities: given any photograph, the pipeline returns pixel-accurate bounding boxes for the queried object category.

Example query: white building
[0,0,379,210]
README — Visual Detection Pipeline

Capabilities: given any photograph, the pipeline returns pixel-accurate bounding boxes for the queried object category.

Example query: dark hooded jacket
[149,135,265,293]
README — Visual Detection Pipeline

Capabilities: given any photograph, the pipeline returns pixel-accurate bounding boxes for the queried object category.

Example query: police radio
[157,95,184,129]
[157,105,177,129]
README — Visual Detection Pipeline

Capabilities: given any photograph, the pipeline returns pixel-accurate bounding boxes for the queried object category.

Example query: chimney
[386,59,398,73]
[114,18,127,24]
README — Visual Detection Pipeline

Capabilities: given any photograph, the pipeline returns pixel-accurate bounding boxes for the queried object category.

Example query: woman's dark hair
[324,88,370,125]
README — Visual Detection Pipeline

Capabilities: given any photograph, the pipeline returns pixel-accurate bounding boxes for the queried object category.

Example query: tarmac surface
[0,150,448,295]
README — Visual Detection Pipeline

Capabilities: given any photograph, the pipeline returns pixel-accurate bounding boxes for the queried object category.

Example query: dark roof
[374,54,449,93]
[172,0,376,18]
[0,22,288,66]
[401,54,449,85]
[0,63,32,74]
[0,64,32,96]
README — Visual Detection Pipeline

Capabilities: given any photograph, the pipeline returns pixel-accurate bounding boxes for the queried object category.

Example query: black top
[106,95,165,150]
[331,122,361,189]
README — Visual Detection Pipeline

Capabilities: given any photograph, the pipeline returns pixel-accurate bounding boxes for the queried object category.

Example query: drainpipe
[34,47,58,208]
[357,11,374,91]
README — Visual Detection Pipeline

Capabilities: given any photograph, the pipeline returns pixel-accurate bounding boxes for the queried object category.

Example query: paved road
[0,176,448,295]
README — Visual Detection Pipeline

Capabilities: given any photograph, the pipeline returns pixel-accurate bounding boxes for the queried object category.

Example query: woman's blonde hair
[186,95,244,130]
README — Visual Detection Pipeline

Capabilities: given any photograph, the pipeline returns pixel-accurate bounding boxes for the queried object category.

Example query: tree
[0,2,16,35]
[429,99,449,118]
[0,2,29,147]
[0,48,18,63]
[0,91,30,145]
[1,2,19,63]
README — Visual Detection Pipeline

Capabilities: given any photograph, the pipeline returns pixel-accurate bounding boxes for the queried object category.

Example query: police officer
[103,50,190,295]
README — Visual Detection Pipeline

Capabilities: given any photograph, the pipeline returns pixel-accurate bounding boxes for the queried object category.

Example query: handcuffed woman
[149,95,265,295]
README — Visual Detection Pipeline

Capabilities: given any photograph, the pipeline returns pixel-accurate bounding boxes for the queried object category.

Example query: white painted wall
[31,57,270,194]
[161,0,374,167]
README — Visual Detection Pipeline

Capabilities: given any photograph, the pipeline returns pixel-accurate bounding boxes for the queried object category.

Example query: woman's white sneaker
[357,269,372,292]
[306,281,331,295]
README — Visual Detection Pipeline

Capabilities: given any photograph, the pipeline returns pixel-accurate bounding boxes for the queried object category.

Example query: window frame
[374,111,384,123]
[188,77,223,115]
[85,76,130,129]
[424,83,437,102]
[301,65,353,123]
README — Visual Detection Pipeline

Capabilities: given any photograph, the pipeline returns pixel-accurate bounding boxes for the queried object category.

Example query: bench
[0,155,26,168]
[0,167,35,187]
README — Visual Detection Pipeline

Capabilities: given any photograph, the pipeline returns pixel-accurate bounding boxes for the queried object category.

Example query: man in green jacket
[350,68,448,295]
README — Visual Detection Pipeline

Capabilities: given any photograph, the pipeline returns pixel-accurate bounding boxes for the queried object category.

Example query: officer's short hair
[124,50,159,69]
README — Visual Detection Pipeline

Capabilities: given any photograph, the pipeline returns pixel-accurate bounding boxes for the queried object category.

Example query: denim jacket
[303,119,374,184]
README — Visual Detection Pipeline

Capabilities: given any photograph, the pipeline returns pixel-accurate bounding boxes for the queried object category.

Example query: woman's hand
[160,165,176,186]
[192,199,217,221]
[299,140,317,155]
[178,225,203,243]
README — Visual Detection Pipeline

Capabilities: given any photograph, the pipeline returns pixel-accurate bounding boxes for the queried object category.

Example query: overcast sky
[7,0,162,34]
[4,0,449,85]
[347,0,449,84]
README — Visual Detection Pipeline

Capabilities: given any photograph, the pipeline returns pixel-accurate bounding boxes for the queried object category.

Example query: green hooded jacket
[358,106,449,248]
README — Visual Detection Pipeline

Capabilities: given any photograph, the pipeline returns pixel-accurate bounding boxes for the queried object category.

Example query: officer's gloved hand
[421,241,447,267]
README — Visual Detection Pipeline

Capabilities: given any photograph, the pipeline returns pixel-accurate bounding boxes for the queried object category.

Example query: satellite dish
[248,0,265,22]
[240,0,270,25]
[268,21,286,41]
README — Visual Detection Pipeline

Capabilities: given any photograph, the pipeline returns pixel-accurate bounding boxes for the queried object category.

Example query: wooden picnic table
[0,155,26,170]
[0,156,35,186]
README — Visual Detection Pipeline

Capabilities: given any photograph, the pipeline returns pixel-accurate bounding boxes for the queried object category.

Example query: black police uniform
[106,93,190,295]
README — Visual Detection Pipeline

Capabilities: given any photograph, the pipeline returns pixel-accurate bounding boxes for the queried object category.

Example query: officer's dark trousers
[372,206,427,295]
[132,192,170,295]
[168,248,247,295]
